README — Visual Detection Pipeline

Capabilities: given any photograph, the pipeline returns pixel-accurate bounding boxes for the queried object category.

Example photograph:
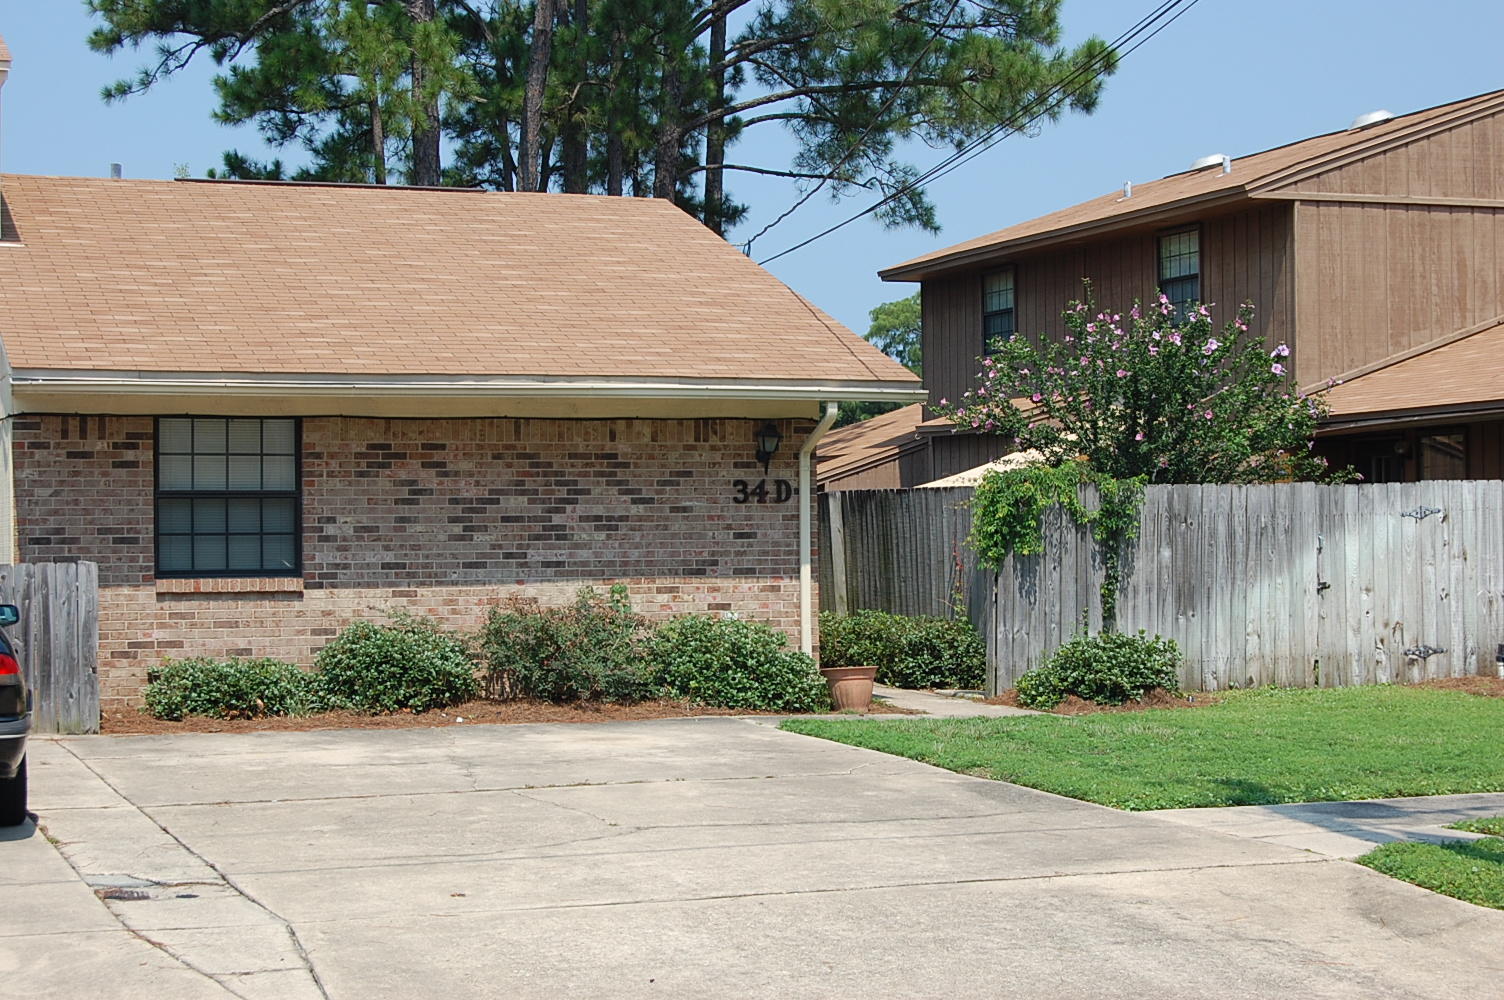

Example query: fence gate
[0,562,100,734]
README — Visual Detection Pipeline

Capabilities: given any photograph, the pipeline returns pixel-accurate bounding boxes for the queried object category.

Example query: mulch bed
[103,695,916,735]
[985,687,1219,715]
[1411,676,1504,697]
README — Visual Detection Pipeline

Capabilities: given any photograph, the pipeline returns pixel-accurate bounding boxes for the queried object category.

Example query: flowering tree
[938,292,1335,484]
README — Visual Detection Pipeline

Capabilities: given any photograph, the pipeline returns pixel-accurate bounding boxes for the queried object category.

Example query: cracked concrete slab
[16,719,1504,999]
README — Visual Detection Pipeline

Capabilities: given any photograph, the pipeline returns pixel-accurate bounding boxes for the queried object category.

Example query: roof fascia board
[1318,401,1504,432]
[878,190,1248,282]
[10,369,928,404]
[1253,191,1504,210]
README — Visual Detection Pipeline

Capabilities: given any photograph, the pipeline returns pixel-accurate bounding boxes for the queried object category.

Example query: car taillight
[0,653,18,676]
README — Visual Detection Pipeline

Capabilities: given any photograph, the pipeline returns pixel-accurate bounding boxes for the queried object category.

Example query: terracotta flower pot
[820,665,877,713]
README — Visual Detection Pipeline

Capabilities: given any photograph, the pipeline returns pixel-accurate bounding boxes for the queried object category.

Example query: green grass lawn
[1448,816,1504,836]
[780,685,1504,810]
[1356,837,1504,910]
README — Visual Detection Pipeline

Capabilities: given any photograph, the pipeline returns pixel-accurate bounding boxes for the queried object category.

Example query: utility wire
[737,0,966,254]
[753,0,1203,266]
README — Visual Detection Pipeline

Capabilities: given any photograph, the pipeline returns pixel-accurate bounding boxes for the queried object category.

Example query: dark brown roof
[883,89,1504,281]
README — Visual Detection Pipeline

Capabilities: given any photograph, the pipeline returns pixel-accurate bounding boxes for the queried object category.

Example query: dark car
[0,604,28,826]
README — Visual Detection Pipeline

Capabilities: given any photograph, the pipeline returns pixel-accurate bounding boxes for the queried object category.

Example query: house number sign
[732,479,794,504]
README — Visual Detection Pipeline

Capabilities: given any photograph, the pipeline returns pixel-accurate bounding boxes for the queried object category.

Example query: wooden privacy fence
[820,482,1504,692]
[0,562,100,734]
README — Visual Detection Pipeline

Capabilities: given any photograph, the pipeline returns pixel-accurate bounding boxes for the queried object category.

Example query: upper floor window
[156,418,301,577]
[982,268,1015,349]
[1157,227,1200,319]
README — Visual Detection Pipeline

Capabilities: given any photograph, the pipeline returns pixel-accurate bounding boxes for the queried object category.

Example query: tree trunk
[370,97,388,185]
[653,64,684,200]
[605,30,624,196]
[499,116,518,192]
[520,0,558,192]
[560,0,589,193]
[406,0,442,186]
[703,12,727,232]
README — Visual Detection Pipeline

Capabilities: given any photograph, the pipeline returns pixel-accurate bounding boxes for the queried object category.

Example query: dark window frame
[1157,225,1202,320]
[153,417,304,579]
[981,266,1017,352]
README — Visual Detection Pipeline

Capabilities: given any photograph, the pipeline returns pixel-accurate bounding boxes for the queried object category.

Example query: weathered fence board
[820,482,1504,693]
[0,562,100,734]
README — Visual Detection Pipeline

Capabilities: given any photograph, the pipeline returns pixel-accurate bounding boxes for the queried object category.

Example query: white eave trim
[9,369,928,404]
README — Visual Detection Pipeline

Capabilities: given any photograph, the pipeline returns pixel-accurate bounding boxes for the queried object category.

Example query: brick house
[824,89,1504,488]
[0,108,920,705]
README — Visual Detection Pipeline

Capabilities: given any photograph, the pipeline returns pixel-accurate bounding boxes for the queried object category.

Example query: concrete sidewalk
[872,683,1039,717]
[10,720,1504,999]
[1150,792,1504,859]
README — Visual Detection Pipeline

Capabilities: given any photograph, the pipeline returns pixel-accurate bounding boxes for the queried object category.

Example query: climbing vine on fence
[969,463,1145,628]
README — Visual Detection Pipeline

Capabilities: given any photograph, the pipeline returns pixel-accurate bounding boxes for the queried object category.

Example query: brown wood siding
[919,202,1294,408]
[1278,110,1504,200]
[1293,201,1504,382]
[929,432,1012,481]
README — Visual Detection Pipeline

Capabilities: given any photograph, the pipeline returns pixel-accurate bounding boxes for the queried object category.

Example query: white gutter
[10,370,928,404]
[798,401,840,656]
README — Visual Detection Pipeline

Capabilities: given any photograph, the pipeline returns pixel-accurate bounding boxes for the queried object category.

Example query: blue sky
[2,1,1501,335]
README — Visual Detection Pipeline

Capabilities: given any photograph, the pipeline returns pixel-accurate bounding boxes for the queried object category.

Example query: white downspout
[798,401,839,656]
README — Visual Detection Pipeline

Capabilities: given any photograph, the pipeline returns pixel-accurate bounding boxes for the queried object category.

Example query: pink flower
[982,357,993,366]
[1116,369,1128,378]
[1271,363,1286,376]
[1234,319,1249,332]
[1158,293,1169,304]
[1204,410,1213,420]
[938,398,947,406]
[1169,333,1182,345]
[1130,305,1141,320]
[1271,344,1290,358]
[1030,393,1043,403]
[971,419,980,428]
[1134,432,1145,441]
[1148,345,1158,356]
[1197,305,1210,317]
[1203,338,1220,355]
[1085,322,1097,333]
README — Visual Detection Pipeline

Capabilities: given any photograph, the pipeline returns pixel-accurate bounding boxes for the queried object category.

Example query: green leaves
[314,617,479,713]
[649,615,829,713]
[940,291,1338,485]
[480,586,654,703]
[818,610,985,689]
[1014,630,1181,709]
[144,657,316,721]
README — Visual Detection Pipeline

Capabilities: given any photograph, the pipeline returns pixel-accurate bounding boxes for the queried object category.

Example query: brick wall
[12,414,811,707]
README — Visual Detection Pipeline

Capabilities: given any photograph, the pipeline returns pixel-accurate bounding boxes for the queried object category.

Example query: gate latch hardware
[1401,505,1443,521]
[1403,645,1447,659]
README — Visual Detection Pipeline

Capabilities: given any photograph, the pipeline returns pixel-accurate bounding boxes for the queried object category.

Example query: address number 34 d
[732,479,794,504]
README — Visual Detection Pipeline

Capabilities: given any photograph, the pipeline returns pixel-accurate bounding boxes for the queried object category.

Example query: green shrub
[480,586,653,703]
[313,617,478,714]
[649,615,829,713]
[818,610,985,689]
[144,657,314,721]
[1014,631,1181,709]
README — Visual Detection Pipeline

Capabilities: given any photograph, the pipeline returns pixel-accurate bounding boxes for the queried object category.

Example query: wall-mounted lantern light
[755,422,783,474]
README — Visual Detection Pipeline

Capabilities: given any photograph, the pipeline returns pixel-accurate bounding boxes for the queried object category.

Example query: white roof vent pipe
[1350,109,1395,130]
[1191,153,1231,174]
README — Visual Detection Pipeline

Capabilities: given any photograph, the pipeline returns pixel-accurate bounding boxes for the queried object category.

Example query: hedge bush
[144,657,314,721]
[649,615,829,713]
[313,617,479,714]
[1015,631,1182,709]
[818,610,985,689]
[480,586,654,703]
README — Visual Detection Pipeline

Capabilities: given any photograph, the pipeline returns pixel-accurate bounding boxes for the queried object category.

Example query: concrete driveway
[9,717,1504,999]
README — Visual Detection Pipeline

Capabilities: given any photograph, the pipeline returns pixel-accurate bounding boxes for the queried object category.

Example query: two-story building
[821,88,1504,488]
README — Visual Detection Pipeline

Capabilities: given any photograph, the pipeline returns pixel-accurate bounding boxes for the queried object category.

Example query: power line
[737,0,966,254]
[752,0,1203,266]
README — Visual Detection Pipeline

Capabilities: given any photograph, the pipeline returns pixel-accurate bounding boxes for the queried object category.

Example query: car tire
[0,756,27,827]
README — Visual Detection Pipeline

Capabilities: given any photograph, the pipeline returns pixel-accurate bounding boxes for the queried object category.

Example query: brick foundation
[13,414,810,708]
